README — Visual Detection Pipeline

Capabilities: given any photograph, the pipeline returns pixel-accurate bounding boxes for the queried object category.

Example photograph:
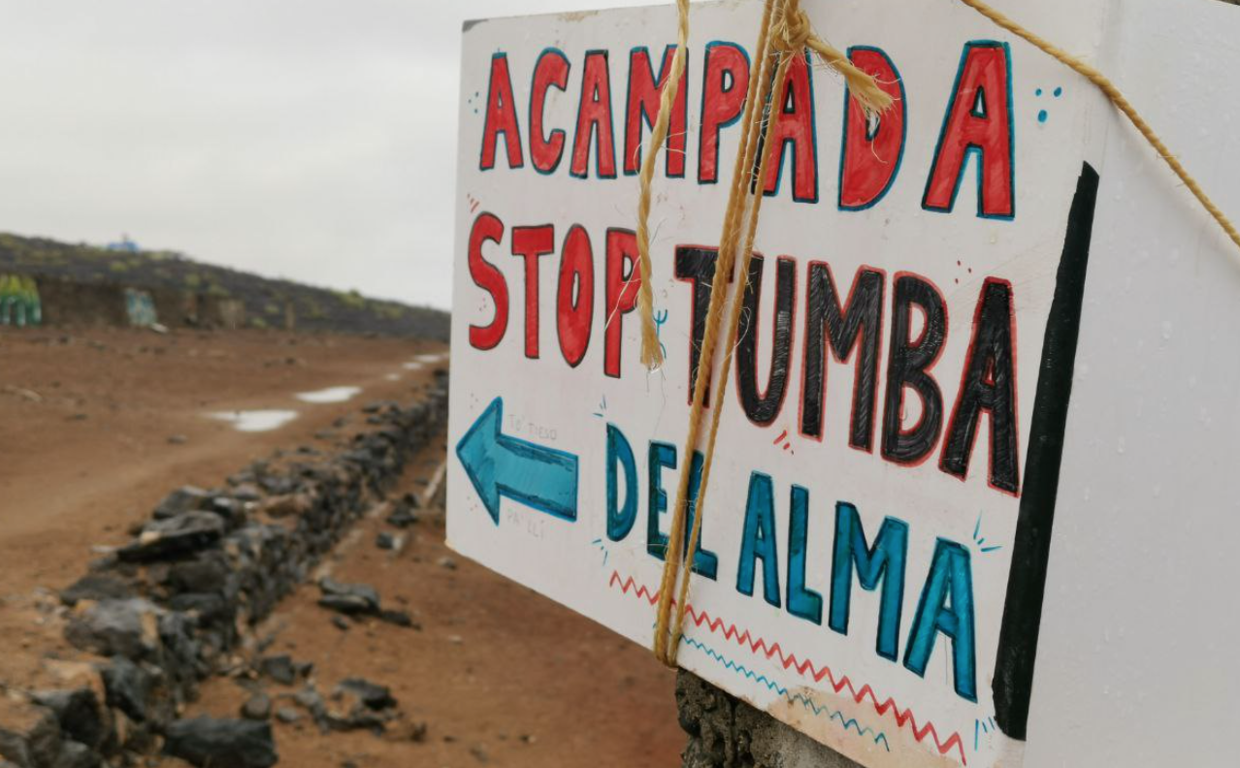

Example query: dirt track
[0,327,682,767]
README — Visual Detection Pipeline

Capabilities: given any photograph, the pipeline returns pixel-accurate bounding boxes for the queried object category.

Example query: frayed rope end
[639,325,665,371]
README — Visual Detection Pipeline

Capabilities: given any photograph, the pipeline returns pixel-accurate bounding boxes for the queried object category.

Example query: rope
[772,2,892,116]
[652,0,775,666]
[956,0,1240,252]
[646,0,1240,668]
[633,0,894,373]
[651,0,892,666]
[634,0,691,371]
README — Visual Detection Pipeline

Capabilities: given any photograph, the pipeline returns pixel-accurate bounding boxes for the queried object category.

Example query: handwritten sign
[448,1,1240,766]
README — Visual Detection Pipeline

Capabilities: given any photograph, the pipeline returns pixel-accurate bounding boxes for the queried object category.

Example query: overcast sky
[0,1,663,310]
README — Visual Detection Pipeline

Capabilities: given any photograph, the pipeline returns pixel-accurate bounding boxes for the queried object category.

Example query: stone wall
[196,296,246,330]
[148,287,196,329]
[14,274,261,332]
[677,671,860,768]
[0,373,449,768]
[34,277,129,328]
[20,277,195,330]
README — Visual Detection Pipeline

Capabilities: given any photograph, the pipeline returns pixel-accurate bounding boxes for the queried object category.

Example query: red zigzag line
[609,571,968,766]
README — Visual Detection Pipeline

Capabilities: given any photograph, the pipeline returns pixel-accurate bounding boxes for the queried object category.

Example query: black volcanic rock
[164,717,277,768]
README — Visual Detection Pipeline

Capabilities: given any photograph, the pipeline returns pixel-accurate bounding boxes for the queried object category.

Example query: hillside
[0,232,449,340]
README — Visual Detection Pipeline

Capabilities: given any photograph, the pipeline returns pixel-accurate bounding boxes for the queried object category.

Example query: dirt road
[1,328,433,595]
[0,327,683,767]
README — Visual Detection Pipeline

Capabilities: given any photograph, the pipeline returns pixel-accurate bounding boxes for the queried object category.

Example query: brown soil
[0,326,683,767]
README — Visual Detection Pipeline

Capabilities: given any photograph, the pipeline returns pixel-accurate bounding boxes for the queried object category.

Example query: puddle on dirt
[295,386,362,404]
[208,410,299,433]
[404,353,447,371]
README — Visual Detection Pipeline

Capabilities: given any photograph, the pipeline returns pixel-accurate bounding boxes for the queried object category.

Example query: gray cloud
[0,0,659,310]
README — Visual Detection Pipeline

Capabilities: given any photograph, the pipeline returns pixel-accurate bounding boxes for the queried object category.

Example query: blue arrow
[456,397,579,525]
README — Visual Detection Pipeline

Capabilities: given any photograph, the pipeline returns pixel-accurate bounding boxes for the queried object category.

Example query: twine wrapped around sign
[643,0,1240,668]
[648,0,893,667]
[633,0,893,376]
[954,0,1240,252]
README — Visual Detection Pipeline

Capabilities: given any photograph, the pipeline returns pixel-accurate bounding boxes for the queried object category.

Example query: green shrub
[334,289,366,309]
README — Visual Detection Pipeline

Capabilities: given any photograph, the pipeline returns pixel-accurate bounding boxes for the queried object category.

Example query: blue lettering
[904,538,977,702]
[606,423,637,541]
[736,472,781,608]
[829,502,908,661]
[786,485,823,624]
[646,440,718,577]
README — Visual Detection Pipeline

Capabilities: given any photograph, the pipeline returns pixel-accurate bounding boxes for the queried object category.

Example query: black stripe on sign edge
[992,161,1101,740]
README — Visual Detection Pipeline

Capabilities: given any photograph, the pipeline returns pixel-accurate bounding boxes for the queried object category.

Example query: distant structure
[124,288,159,328]
[0,274,42,327]
[106,234,141,253]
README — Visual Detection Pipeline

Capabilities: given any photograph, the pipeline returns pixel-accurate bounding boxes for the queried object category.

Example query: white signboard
[448,1,1240,766]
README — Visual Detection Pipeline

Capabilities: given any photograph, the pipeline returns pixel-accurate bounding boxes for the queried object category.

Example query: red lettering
[698,43,749,184]
[923,42,1014,218]
[468,213,509,350]
[604,228,640,378]
[571,50,618,179]
[511,225,555,359]
[624,46,687,178]
[530,49,571,174]
[839,47,906,210]
[763,54,818,202]
[557,226,595,368]
[480,54,524,171]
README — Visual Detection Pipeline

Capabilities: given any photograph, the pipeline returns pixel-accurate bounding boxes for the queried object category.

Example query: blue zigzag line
[683,636,891,752]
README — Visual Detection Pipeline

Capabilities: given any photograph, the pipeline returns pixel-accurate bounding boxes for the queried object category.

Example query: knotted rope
[773,3,891,116]
[644,0,1240,668]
